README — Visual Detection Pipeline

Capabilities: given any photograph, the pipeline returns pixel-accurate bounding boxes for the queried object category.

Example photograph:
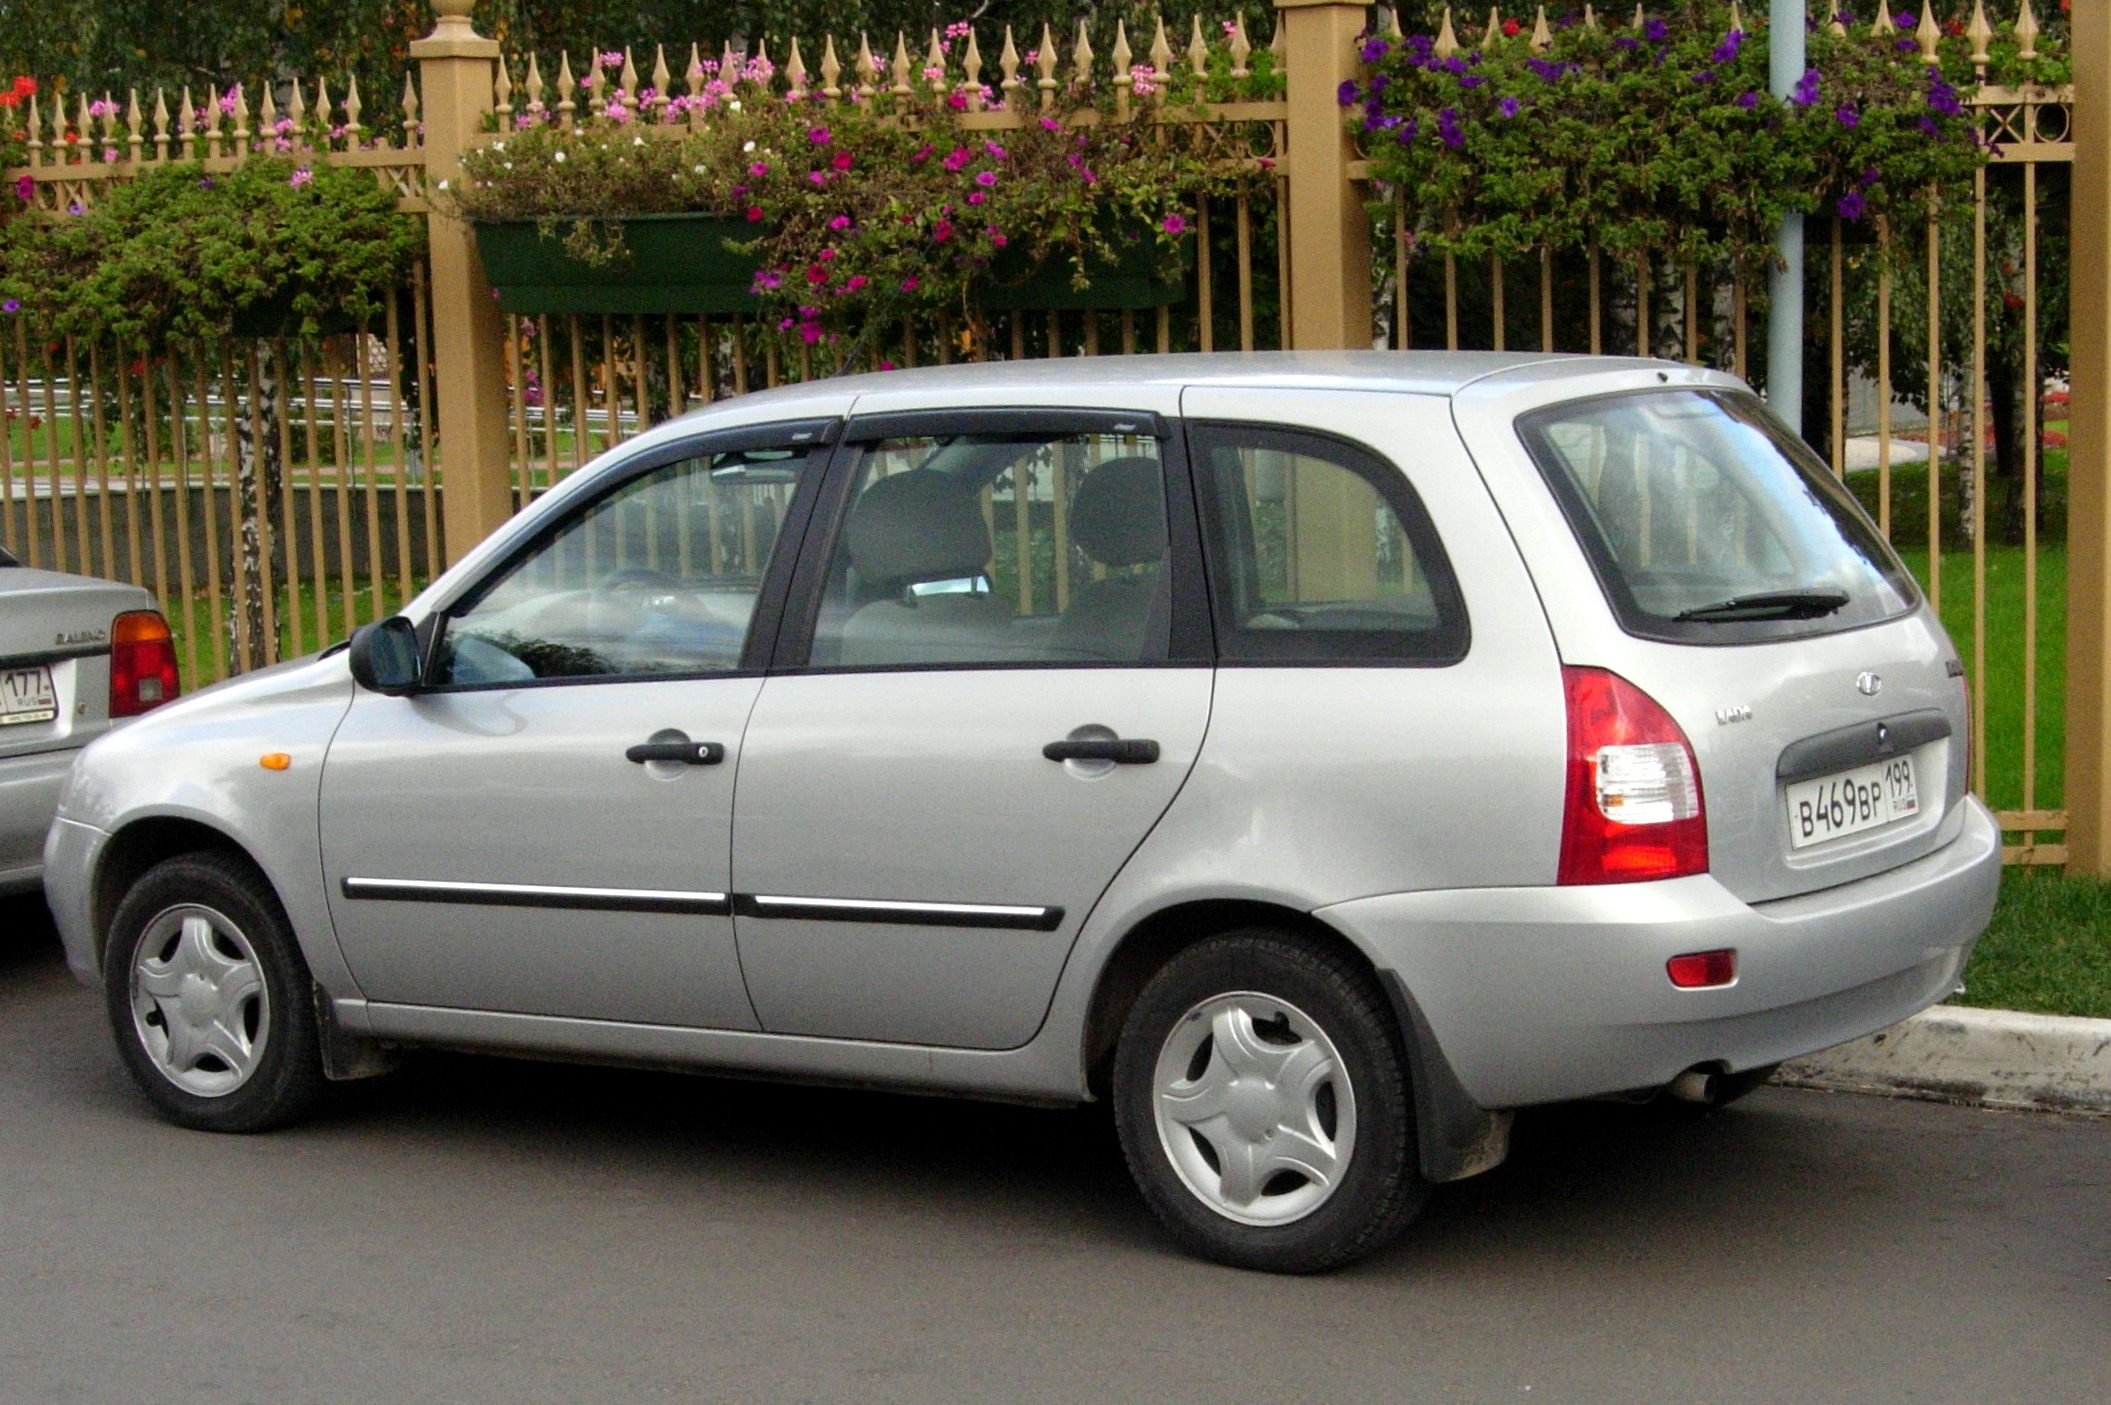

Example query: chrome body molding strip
[737,893,1065,932]
[340,877,733,916]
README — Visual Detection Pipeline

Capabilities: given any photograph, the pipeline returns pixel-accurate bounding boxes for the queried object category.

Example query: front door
[730,412,1214,1049]
[319,428,825,1027]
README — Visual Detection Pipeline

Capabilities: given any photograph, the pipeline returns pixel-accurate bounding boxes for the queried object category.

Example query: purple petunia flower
[1860,167,1881,188]
[1361,37,1391,63]
[1397,118,1419,144]
[1613,36,1641,50]
[1790,68,1820,107]
[1893,10,1915,28]
[808,126,831,144]
[1835,105,1859,128]
[13,175,30,202]
[1164,214,1187,236]
[974,170,997,187]
[1737,90,1759,109]
[1338,79,1360,107]
[1643,18,1668,41]
[1459,74,1486,90]
[1918,115,1942,138]
[1896,36,1919,52]
[1692,69,1716,84]
[1837,191,1867,221]
[1437,106,1464,148]
[1713,31,1744,64]
[1498,96,1520,117]
[1,299,18,314]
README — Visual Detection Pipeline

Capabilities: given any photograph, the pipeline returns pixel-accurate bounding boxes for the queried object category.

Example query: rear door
[728,409,1214,1049]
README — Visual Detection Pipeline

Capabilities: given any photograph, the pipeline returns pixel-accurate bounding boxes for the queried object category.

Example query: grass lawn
[164,575,423,687]
[1954,869,2111,1020]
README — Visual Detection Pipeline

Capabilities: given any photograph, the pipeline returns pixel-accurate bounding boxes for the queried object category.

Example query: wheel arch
[1079,896,1511,1184]
[91,815,264,976]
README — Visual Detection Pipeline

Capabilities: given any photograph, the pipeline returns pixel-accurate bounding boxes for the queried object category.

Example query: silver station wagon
[44,353,2000,1272]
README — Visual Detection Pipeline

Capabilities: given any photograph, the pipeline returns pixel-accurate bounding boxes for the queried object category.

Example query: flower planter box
[474,214,764,316]
[981,227,1192,312]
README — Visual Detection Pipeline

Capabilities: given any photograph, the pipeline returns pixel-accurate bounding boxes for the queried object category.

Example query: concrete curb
[1777,1005,2111,1115]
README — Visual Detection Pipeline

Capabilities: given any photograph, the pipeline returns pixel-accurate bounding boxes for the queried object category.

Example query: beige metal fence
[6,0,2111,875]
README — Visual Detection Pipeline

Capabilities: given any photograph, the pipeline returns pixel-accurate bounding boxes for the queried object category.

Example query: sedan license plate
[0,665,58,727]
[1786,756,1918,849]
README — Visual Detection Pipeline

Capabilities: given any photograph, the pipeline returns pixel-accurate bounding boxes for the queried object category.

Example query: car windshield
[1517,389,1918,644]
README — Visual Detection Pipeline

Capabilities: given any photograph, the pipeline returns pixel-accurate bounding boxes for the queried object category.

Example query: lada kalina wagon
[44,354,2000,1272]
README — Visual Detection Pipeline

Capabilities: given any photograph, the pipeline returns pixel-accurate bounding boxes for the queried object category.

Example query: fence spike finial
[1037,22,1060,105]
[1917,0,1941,64]
[1000,26,1022,99]
[652,44,672,115]
[1631,5,1645,34]
[493,56,512,119]
[1583,4,1598,32]
[1112,19,1133,118]
[855,33,878,98]
[152,87,170,160]
[1150,14,1175,83]
[230,83,251,154]
[1727,2,1744,35]
[961,28,984,109]
[403,72,421,140]
[301,81,319,151]
[1230,14,1251,77]
[1967,0,1993,72]
[785,36,807,100]
[2015,0,2039,62]
[1270,16,1285,62]
[682,44,702,98]
[1870,5,1892,38]
[926,27,946,84]
[1531,6,1553,52]
[1434,8,1459,59]
[526,52,546,115]
[619,46,639,104]
[556,52,576,127]
[821,35,842,101]
[1482,7,1502,48]
[1075,20,1096,89]
[259,84,277,136]
[891,32,913,102]
[125,89,142,162]
[343,74,362,143]
[587,47,606,116]
[1829,10,1847,36]
[1189,15,1209,75]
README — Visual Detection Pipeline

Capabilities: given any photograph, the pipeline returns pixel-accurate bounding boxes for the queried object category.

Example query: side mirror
[347,616,424,695]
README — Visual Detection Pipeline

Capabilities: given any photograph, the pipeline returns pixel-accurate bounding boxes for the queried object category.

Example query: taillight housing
[1558,666,1708,884]
[110,609,179,718]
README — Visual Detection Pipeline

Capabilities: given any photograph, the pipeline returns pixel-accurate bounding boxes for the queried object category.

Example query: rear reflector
[1667,949,1738,989]
[110,609,179,718]
[1558,667,1709,884]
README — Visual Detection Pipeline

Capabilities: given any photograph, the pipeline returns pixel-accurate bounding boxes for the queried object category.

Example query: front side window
[1191,423,1468,664]
[806,429,1172,669]
[1518,390,1918,644]
[433,444,811,684]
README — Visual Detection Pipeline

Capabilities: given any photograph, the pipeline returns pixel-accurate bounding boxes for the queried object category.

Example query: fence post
[2066,4,2111,874]
[411,0,511,567]
[1275,0,1371,350]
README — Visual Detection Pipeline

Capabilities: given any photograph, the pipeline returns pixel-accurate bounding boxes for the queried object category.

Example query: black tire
[1111,929,1428,1273]
[103,850,326,1133]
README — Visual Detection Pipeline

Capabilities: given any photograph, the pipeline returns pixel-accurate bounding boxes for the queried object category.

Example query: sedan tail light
[1558,666,1707,884]
[110,609,180,718]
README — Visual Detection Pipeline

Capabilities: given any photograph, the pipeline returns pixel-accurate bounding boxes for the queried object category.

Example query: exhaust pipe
[1667,1069,1719,1104]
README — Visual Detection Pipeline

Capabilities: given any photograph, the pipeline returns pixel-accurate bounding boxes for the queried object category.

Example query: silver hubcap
[1151,992,1356,1227]
[129,905,270,1098]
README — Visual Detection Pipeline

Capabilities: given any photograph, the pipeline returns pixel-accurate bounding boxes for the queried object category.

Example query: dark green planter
[982,226,1191,312]
[229,293,369,340]
[475,214,765,316]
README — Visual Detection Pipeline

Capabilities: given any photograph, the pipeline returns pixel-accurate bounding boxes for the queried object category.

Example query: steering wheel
[596,566,710,612]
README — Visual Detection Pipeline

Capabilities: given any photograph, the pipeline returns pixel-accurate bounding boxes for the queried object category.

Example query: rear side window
[1190,423,1468,665]
[1518,390,1918,645]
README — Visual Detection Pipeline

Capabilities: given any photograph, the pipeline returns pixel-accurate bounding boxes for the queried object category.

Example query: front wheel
[103,851,326,1133]
[1111,930,1428,1273]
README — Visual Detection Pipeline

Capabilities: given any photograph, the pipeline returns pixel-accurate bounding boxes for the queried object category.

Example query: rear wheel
[1111,930,1427,1273]
[103,851,326,1132]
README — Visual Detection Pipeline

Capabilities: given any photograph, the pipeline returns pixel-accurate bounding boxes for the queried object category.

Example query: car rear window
[1517,389,1918,645]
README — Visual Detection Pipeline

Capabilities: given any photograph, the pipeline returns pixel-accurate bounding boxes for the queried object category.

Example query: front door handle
[626,738,726,765]
[1042,738,1160,764]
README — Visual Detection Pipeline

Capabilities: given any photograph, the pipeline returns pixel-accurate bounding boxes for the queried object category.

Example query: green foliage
[1353,6,2022,271]
[0,157,424,345]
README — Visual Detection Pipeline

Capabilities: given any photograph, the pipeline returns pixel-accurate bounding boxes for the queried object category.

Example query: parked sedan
[0,543,177,895]
[43,354,1999,1272]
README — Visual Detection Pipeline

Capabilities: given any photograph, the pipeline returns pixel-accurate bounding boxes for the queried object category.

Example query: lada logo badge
[1856,671,1882,697]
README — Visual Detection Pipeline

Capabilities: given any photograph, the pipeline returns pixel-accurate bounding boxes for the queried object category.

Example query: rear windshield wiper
[1674,589,1850,623]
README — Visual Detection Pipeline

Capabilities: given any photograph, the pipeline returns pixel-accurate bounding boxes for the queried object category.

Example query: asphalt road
[3,890,2107,1405]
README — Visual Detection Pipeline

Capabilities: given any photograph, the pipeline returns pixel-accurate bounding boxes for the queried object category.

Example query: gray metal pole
[1768,0,1807,435]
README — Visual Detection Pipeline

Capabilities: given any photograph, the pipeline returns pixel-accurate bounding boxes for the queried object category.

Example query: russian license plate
[1786,756,1919,849]
[0,665,57,727]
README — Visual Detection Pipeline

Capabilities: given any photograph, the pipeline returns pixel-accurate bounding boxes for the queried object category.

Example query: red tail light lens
[1558,666,1708,884]
[1667,949,1738,988]
[110,609,180,718]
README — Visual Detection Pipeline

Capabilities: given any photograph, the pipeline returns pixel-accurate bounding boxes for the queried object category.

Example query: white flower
[492,141,505,152]
[633,135,644,145]
[693,163,707,173]
[553,150,566,162]
[728,99,741,111]
[742,140,755,152]
[436,178,449,189]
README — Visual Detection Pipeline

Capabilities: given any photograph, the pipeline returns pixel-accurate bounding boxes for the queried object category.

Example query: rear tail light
[1558,666,1708,884]
[110,609,179,718]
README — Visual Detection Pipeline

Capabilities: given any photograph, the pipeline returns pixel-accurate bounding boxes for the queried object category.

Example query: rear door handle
[1042,738,1160,764]
[626,739,726,766]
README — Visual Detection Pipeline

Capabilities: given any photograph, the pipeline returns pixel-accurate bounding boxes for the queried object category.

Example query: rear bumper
[1320,797,2002,1109]
[0,746,78,894]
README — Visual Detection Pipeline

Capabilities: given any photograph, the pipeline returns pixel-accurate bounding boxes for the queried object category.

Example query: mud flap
[1381,971,1513,1182]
